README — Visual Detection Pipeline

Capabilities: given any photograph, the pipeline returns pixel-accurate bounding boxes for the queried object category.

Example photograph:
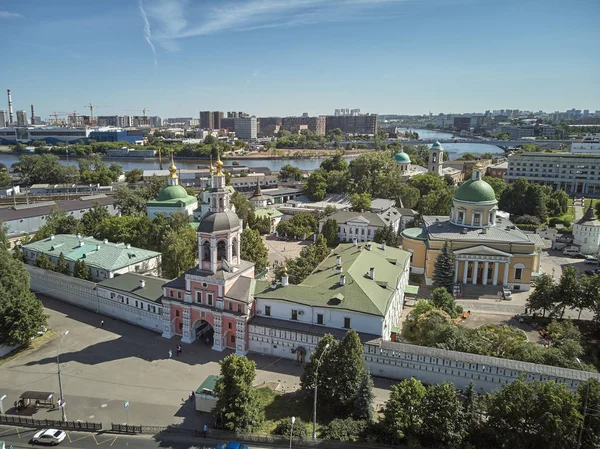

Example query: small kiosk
[195,375,218,413]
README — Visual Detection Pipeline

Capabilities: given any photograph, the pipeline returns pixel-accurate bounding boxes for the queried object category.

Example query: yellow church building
[402,164,543,292]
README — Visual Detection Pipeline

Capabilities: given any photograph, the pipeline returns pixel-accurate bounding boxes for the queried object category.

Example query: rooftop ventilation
[96,244,100,250]
[50,234,55,240]
[366,244,372,251]
[79,241,84,247]
[369,267,375,280]
[481,229,487,234]
[139,279,146,289]
[103,239,108,244]
[126,243,131,249]
[462,228,468,234]
[357,246,363,252]
[339,274,346,286]
[381,242,386,250]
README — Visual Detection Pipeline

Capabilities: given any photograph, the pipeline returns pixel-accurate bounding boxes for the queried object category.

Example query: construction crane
[51,111,87,126]
[84,104,112,126]
[123,108,150,117]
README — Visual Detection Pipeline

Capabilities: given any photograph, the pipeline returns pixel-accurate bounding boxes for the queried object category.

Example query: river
[0,128,504,172]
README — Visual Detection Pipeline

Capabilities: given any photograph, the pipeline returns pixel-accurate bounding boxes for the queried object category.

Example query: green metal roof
[401,227,427,240]
[454,179,496,203]
[405,285,419,295]
[431,141,443,149]
[394,151,411,163]
[254,208,283,220]
[24,234,161,272]
[157,184,191,201]
[196,375,219,395]
[254,242,411,317]
[97,273,168,303]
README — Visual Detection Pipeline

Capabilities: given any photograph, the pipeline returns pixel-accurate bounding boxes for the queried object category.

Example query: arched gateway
[160,153,255,355]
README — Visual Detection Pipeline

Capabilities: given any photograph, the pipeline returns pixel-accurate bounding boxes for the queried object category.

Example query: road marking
[67,432,92,443]
[101,404,108,408]
[92,434,119,446]
[0,427,22,437]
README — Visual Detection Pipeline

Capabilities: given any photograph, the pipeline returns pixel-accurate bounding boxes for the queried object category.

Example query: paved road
[0,298,393,429]
[0,425,278,449]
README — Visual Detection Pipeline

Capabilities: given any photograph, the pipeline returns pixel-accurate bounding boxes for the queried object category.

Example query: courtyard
[0,297,394,429]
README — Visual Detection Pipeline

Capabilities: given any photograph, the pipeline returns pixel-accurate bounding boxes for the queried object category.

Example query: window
[228,322,232,329]
[344,317,351,328]
[515,268,523,280]
[179,323,183,330]
[196,291,202,303]
[317,314,323,325]
[207,293,213,306]
[458,211,464,223]
[175,310,180,317]
[177,291,181,299]
[292,310,298,320]
[217,240,226,261]
[135,300,138,307]
[228,302,232,311]
[237,304,242,313]
[231,335,236,343]
[265,306,271,316]
[473,213,481,226]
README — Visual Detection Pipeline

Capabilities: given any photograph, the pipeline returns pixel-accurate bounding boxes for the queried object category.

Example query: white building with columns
[573,205,600,255]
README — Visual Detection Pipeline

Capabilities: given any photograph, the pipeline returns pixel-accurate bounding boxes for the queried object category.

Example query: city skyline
[1,0,599,119]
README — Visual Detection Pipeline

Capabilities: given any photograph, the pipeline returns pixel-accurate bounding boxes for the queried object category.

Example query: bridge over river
[400,138,571,151]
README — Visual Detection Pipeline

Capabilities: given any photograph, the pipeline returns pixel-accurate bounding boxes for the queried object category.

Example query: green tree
[373,225,397,246]
[56,252,68,275]
[349,193,372,212]
[321,155,348,173]
[213,354,263,432]
[0,248,47,345]
[161,227,197,279]
[527,273,556,316]
[80,202,111,236]
[0,221,8,249]
[95,215,153,249]
[463,382,482,429]
[419,382,466,449]
[35,254,55,271]
[353,369,374,421]
[0,172,11,187]
[333,330,369,416]
[304,172,327,201]
[384,378,426,443]
[279,164,304,181]
[114,186,150,217]
[485,378,581,449]
[429,287,461,319]
[579,379,600,449]
[432,241,455,293]
[395,184,420,209]
[555,266,580,318]
[12,245,25,262]
[577,274,600,319]
[281,235,329,284]
[321,218,339,247]
[240,229,268,272]
[73,259,91,280]
[231,191,255,225]
[125,168,144,183]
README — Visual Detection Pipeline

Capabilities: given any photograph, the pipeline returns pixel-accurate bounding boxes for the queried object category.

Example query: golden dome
[209,156,214,174]
[168,153,177,179]
[215,149,224,176]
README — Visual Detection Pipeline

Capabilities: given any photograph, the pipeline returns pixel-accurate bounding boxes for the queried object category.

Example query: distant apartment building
[281,116,326,135]
[16,110,28,127]
[89,129,144,143]
[234,116,257,140]
[212,111,223,129]
[148,116,162,127]
[500,124,556,139]
[0,110,8,127]
[505,152,600,194]
[221,118,235,133]
[257,117,282,136]
[200,111,213,129]
[453,117,472,132]
[571,137,600,153]
[164,117,193,125]
[325,114,378,135]
[486,161,508,179]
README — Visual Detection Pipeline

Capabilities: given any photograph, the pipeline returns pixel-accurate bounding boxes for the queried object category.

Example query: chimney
[335,256,343,274]
[126,243,131,249]
[139,279,146,289]
[353,238,357,246]
[369,267,375,280]
[76,233,81,239]
[96,244,100,250]
[31,105,35,125]
[366,244,371,251]
[79,241,84,247]
[50,234,55,240]
[270,280,277,289]
[103,239,108,244]
[382,242,386,250]
[7,89,13,124]
[358,246,363,252]
[281,263,289,286]
[340,274,346,286]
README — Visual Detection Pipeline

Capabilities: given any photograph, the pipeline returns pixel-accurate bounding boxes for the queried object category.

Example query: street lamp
[289,416,295,449]
[312,343,330,440]
[576,358,589,449]
[57,330,69,422]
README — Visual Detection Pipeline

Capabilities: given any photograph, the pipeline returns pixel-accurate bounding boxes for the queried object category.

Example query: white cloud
[142,0,407,49]
[0,10,23,19]
[138,0,158,68]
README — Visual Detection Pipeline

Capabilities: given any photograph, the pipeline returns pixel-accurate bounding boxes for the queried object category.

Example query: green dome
[431,141,443,149]
[157,184,190,201]
[394,151,411,163]
[454,179,496,203]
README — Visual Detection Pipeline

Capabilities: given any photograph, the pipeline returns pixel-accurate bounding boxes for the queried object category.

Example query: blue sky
[1,0,599,119]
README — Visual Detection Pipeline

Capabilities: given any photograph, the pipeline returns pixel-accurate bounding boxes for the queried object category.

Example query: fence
[0,415,102,431]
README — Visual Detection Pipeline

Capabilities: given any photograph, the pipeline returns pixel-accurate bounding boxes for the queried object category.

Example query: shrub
[322,418,368,442]
[514,215,541,225]
[515,223,539,231]
[272,418,311,440]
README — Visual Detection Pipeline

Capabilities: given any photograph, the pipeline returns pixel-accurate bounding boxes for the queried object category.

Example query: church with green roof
[402,163,543,292]
[147,155,198,219]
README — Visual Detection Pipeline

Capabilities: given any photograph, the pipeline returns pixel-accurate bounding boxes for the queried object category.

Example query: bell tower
[428,141,444,176]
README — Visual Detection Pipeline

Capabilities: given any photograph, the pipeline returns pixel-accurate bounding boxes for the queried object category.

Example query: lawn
[0,329,57,366]
[255,386,315,434]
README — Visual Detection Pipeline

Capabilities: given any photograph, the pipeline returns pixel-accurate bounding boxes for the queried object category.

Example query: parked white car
[32,429,66,445]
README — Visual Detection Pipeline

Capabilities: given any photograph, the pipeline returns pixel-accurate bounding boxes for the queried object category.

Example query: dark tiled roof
[225,276,254,303]
[0,196,115,222]
[98,273,168,303]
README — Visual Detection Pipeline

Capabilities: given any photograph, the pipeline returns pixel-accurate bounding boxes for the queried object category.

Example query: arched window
[202,241,211,262]
[232,238,238,258]
[513,263,526,281]
[432,153,437,163]
[217,240,226,261]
